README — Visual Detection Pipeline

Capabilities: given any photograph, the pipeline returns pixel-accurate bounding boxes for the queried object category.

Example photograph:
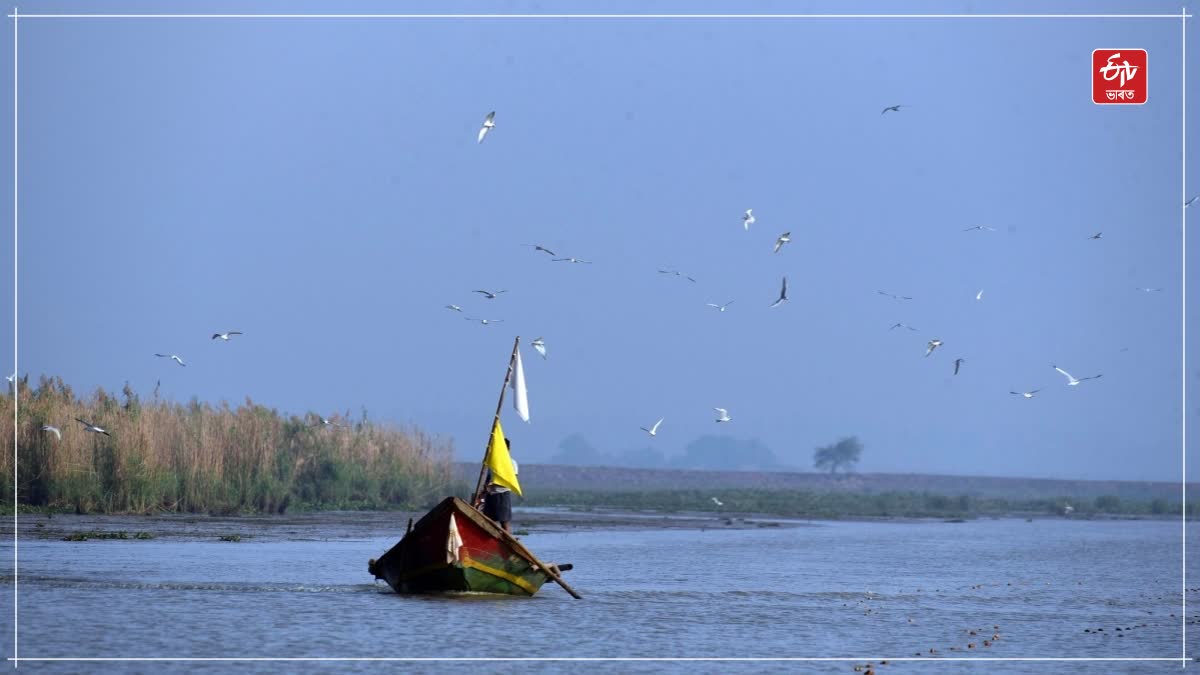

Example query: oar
[497,527,582,599]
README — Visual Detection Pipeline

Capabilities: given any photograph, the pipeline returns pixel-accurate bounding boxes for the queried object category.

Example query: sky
[0,0,1194,482]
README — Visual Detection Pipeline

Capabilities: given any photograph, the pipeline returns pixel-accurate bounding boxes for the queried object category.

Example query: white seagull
[714,408,732,423]
[1053,365,1102,386]
[477,111,495,144]
[1136,287,1162,292]
[1186,195,1199,207]
[881,104,906,115]
[878,290,913,301]
[925,339,943,357]
[313,416,343,429]
[640,418,664,437]
[4,373,13,384]
[473,289,508,299]
[953,358,965,375]
[711,496,724,507]
[889,322,917,331]
[154,353,186,367]
[706,301,734,312]
[445,304,463,312]
[743,209,755,231]
[552,257,592,264]
[1010,390,1042,399]
[41,425,61,440]
[1088,232,1103,240]
[962,225,996,232]
[75,417,111,436]
[976,289,984,301]
[211,331,243,342]
[773,231,791,254]
[770,277,788,308]
[531,337,547,360]
[465,317,503,326]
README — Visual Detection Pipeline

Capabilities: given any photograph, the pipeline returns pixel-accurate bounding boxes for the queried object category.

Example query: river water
[0,509,1195,673]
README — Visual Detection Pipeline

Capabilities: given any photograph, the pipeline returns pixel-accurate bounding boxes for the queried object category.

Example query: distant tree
[550,433,607,466]
[672,435,782,471]
[813,436,863,474]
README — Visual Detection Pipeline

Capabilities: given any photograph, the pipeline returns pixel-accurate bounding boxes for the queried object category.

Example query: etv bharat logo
[1092,49,1147,105]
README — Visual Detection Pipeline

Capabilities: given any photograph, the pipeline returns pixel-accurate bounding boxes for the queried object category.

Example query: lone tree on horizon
[813,436,863,475]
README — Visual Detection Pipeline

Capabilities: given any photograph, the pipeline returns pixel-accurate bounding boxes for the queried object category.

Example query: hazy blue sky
[1,0,1194,481]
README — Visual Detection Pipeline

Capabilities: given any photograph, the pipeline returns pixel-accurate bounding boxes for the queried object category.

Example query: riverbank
[1,378,458,514]
[8,500,1178,546]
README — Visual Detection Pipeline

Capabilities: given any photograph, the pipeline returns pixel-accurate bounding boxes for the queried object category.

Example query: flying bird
[889,322,918,331]
[4,373,13,384]
[658,269,696,282]
[552,257,592,264]
[706,301,734,312]
[1088,232,1103,240]
[953,358,965,376]
[41,425,61,440]
[711,497,724,507]
[714,408,732,423]
[1136,287,1162,292]
[473,289,508,299]
[525,244,557,257]
[925,339,943,357]
[1010,390,1042,399]
[445,304,463,312]
[313,416,343,429]
[531,337,547,360]
[773,232,791,254]
[976,289,984,301]
[74,417,110,436]
[211,331,243,342]
[154,353,186,367]
[1053,366,1102,386]
[881,104,906,115]
[465,317,504,326]
[962,225,996,232]
[1186,195,1199,207]
[878,290,913,301]
[477,111,495,144]
[640,418,664,437]
[770,277,788,308]
[743,209,755,231]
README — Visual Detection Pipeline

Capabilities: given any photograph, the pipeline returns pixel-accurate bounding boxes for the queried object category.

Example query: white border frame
[5,6,1192,668]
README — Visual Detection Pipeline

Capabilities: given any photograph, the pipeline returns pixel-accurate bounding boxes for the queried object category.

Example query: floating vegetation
[62,530,153,541]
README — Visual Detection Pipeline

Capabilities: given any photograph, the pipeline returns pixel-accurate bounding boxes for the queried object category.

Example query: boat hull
[370,496,552,597]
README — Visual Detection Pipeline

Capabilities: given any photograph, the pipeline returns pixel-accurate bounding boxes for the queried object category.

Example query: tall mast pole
[471,336,521,507]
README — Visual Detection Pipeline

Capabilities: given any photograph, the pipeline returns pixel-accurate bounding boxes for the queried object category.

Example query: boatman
[483,439,518,534]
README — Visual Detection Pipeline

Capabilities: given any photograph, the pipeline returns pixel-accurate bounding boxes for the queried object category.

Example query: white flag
[511,346,530,422]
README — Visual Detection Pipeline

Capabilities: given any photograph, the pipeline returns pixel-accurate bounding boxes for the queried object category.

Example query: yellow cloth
[485,418,522,496]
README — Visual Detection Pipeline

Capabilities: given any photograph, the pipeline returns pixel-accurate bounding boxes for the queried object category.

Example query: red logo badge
[1092,49,1147,105]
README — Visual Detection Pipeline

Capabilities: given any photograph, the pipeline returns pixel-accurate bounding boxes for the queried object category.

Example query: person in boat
[482,440,518,534]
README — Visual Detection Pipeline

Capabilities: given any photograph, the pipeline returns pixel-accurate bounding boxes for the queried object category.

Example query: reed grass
[0,375,456,514]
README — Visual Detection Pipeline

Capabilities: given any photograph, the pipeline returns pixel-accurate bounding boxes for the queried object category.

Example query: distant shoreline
[9,504,1185,545]
[458,462,1196,502]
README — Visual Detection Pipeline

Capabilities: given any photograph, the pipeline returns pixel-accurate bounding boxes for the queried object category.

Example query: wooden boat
[368,496,574,597]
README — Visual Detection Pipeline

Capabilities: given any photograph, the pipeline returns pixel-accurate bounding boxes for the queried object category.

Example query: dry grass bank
[0,376,456,514]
